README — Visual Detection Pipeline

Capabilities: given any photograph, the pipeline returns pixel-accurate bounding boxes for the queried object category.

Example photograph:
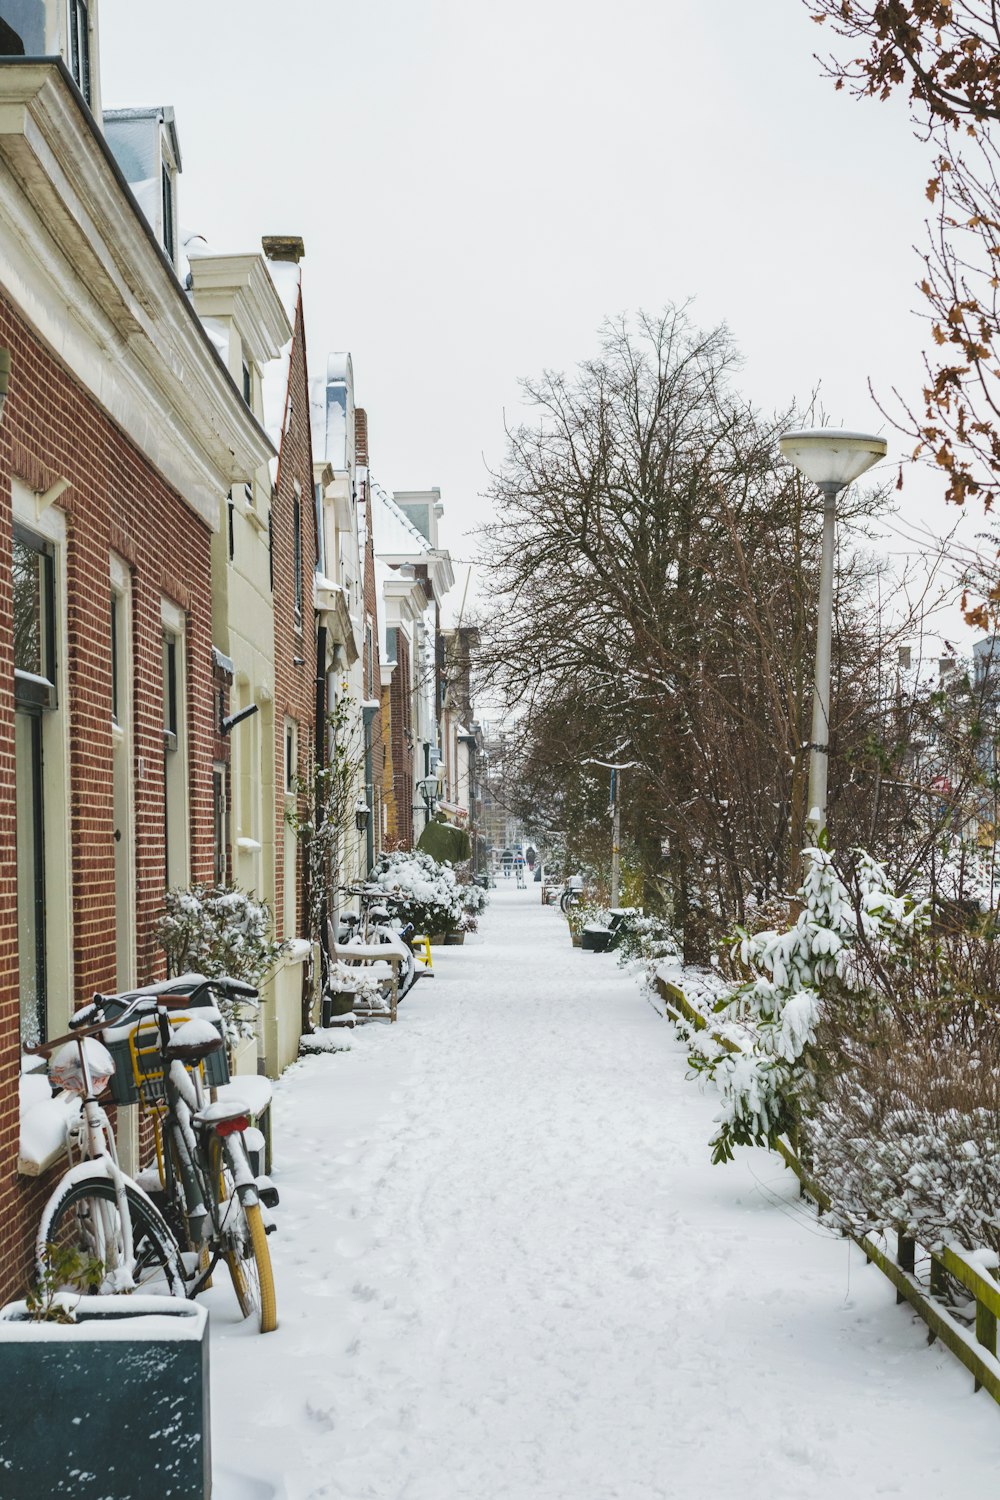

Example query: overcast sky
[101,0,977,630]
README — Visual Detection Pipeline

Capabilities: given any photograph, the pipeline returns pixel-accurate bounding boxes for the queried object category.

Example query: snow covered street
[212,885,1000,1500]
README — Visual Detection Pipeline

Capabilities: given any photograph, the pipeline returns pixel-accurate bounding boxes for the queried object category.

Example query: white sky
[101,0,983,631]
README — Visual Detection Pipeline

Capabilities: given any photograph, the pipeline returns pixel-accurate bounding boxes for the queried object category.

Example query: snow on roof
[261,336,293,461]
[370,477,432,558]
[259,261,301,463]
[373,556,396,662]
[309,352,352,469]
[266,258,301,328]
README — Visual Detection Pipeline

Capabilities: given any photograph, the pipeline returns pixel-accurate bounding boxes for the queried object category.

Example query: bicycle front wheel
[212,1135,277,1333]
[39,1175,186,1298]
[223,1200,276,1333]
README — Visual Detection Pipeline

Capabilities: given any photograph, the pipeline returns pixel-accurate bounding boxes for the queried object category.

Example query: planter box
[428,934,447,946]
[321,988,357,1026]
[444,931,465,946]
[571,933,583,947]
[0,1296,210,1498]
[581,925,612,953]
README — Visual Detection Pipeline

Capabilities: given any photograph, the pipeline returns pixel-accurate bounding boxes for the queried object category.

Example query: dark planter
[0,1296,210,1499]
[429,933,447,946]
[328,988,357,1015]
[444,931,465,946]
[581,926,612,953]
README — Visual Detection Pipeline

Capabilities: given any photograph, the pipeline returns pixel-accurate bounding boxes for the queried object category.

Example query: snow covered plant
[461,882,490,918]
[807,1022,1000,1256]
[696,846,926,1165]
[371,850,465,935]
[156,884,284,1040]
[613,913,680,969]
[326,961,382,1007]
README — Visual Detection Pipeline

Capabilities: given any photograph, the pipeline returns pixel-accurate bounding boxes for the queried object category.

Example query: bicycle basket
[105,1010,229,1106]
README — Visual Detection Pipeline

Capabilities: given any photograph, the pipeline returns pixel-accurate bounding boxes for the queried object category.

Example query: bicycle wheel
[213,1138,277,1333]
[224,1201,276,1333]
[39,1174,186,1298]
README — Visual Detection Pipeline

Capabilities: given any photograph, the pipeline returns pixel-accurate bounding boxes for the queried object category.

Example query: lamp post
[778,428,887,838]
[582,757,639,908]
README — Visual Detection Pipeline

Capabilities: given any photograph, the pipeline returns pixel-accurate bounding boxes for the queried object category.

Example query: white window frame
[161,596,189,889]
[111,553,136,987]
[12,480,72,1041]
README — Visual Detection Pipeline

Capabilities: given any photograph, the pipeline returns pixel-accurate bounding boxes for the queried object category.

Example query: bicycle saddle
[163,1017,225,1063]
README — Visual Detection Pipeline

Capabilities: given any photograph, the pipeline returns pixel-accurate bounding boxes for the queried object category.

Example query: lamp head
[779,428,887,490]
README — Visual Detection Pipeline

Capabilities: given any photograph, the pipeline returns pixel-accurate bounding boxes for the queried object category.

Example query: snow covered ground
[212,884,1000,1499]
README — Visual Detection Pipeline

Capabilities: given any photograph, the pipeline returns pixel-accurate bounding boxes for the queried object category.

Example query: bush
[371,850,464,935]
[156,884,284,1040]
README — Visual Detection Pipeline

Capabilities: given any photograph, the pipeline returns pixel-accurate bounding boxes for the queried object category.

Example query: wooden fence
[656,974,1000,1406]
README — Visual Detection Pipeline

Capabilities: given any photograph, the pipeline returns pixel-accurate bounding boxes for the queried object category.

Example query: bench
[331,940,402,1023]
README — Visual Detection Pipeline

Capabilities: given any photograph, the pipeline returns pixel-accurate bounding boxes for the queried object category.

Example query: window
[285,723,295,794]
[365,618,374,700]
[212,764,228,885]
[161,602,189,889]
[68,0,91,105]
[293,485,303,626]
[111,559,135,989]
[0,1,44,54]
[242,358,252,408]
[227,494,235,561]
[14,528,55,709]
[14,527,56,1046]
[283,719,298,939]
[161,161,175,262]
[314,481,325,576]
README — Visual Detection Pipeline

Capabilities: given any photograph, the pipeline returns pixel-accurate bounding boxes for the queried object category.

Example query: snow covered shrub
[326,960,383,1009]
[806,919,1000,1254]
[156,884,284,1040]
[808,1016,1000,1255]
[460,882,490,918]
[697,846,925,1165]
[371,850,464,935]
[613,913,680,967]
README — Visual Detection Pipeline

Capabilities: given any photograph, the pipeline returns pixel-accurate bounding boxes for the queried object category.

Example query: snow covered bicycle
[27,1002,186,1301]
[30,978,279,1332]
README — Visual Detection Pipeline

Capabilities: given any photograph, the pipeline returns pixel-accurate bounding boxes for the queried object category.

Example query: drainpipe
[362,702,377,875]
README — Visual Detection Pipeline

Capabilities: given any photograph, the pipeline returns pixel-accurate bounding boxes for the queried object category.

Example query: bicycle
[30,977,279,1333]
[339,885,423,998]
[559,884,584,914]
[27,1000,186,1302]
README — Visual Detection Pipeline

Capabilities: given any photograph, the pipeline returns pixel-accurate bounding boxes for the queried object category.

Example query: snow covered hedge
[693,846,925,1165]
[156,884,284,1039]
[689,841,1000,1260]
[371,850,465,935]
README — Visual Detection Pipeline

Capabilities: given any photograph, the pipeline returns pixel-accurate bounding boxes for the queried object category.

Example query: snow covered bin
[581,924,612,952]
[0,1296,210,1498]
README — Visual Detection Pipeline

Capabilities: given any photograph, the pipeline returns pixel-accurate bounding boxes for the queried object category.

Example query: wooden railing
[656,974,1000,1406]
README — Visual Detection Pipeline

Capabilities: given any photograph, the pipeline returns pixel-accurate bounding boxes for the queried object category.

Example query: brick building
[0,50,271,1298]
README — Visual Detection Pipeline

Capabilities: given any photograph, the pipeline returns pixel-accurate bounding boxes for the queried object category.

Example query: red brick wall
[268,282,317,938]
[0,292,216,1301]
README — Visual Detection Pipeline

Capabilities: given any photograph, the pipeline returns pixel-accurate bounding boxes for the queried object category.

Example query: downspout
[314,624,329,1024]
[362,703,377,875]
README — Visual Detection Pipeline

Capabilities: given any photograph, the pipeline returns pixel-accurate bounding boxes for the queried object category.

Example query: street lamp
[582,757,639,908]
[778,428,887,837]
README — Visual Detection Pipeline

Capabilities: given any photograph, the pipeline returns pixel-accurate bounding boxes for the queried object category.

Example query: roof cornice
[187,252,291,367]
[0,60,274,528]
